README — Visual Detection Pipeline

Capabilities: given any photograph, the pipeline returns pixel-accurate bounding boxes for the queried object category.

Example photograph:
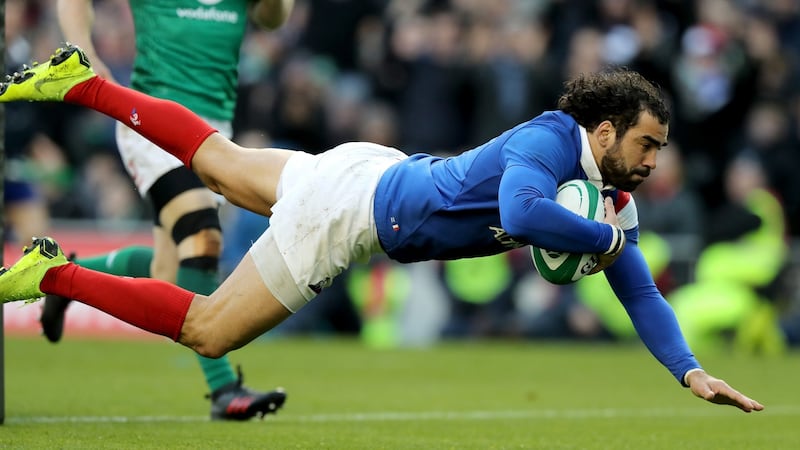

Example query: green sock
[177,265,237,393]
[74,246,153,277]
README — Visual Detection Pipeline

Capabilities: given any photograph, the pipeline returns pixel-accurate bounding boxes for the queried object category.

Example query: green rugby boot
[0,237,69,304]
[0,44,94,102]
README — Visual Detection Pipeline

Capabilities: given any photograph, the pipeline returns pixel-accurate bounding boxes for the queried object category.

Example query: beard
[600,144,651,192]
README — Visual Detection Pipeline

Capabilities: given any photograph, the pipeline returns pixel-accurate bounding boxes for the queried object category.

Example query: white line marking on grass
[8,405,800,425]
[8,415,206,424]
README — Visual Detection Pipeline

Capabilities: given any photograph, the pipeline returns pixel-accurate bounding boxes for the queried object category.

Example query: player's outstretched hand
[685,369,764,413]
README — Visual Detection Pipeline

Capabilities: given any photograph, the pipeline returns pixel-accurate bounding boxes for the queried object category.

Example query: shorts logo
[308,277,332,294]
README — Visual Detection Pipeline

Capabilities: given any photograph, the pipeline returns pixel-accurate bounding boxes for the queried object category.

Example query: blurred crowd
[6,0,800,349]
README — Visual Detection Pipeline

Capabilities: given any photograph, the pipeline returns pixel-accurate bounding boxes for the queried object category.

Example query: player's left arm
[603,196,764,412]
[250,0,295,30]
[605,248,764,412]
[604,245,701,383]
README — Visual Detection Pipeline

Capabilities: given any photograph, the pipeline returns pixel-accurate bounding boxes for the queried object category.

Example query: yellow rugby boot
[0,44,94,102]
[0,237,69,304]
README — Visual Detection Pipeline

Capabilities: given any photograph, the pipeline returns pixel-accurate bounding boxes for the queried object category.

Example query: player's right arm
[56,0,115,81]
[497,125,620,256]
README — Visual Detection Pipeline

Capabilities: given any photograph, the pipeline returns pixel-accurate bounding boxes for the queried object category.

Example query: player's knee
[172,208,222,259]
[193,342,230,359]
[185,322,235,358]
[195,335,237,359]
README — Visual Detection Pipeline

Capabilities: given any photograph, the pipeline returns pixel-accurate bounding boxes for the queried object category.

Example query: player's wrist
[603,225,625,257]
[682,368,705,387]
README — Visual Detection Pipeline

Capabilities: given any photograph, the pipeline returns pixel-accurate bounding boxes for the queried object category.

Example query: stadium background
[5,0,800,351]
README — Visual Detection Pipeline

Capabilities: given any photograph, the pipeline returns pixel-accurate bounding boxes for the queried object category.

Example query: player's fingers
[603,198,616,221]
[706,386,764,412]
[749,399,765,412]
[726,389,765,413]
[738,397,765,412]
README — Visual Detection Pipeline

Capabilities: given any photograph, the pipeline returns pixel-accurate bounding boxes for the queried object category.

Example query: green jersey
[129,0,250,122]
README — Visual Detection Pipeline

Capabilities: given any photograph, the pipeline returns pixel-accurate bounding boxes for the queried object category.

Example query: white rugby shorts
[115,118,232,196]
[249,142,407,312]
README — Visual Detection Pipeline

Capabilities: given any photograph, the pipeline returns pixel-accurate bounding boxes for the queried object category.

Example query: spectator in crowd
[730,101,800,239]
[669,1,758,210]
[669,154,788,355]
[634,142,705,288]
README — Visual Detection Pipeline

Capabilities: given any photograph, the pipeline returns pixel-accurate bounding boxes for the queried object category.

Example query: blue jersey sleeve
[499,165,616,253]
[497,124,617,255]
[604,241,702,385]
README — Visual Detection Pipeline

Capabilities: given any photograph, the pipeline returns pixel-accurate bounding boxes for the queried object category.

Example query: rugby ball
[531,180,605,284]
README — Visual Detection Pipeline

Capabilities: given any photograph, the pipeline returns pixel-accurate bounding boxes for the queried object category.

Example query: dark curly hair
[557,68,669,138]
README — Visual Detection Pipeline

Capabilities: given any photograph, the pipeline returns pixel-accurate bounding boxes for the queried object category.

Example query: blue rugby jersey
[374,111,615,262]
[373,110,701,384]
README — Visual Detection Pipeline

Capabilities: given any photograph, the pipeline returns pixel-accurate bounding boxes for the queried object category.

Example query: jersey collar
[578,126,607,190]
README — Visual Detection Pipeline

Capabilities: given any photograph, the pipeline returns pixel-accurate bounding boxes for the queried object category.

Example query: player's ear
[596,120,616,148]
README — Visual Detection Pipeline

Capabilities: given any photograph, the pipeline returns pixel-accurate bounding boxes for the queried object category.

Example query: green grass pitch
[3,335,799,449]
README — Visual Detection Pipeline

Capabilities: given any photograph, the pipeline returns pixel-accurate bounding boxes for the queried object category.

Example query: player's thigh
[185,252,291,353]
[191,135,296,215]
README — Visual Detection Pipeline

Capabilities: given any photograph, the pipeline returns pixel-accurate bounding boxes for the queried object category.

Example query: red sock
[40,263,195,341]
[64,77,216,168]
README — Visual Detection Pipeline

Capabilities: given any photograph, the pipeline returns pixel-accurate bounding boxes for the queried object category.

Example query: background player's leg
[179,253,293,357]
